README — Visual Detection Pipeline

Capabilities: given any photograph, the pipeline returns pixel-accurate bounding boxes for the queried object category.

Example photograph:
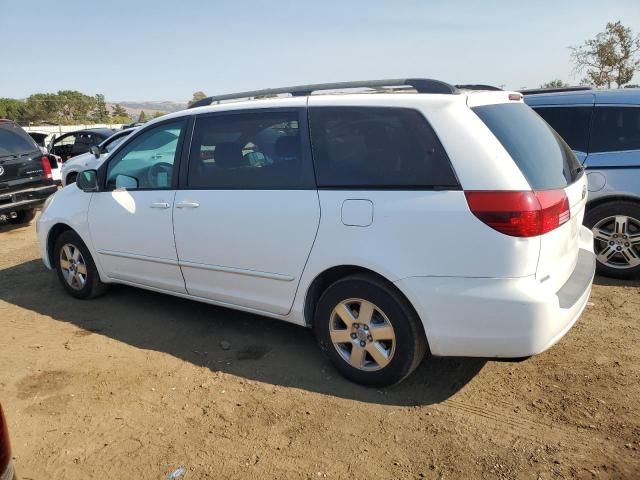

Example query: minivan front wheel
[585,201,640,279]
[54,230,108,299]
[314,273,427,386]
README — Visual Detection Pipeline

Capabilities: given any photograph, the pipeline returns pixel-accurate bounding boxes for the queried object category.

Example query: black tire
[7,208,36,225]
[66,172,77,185]
[313,273,428,387]
[584,201,640,279]
[53,230,109,299]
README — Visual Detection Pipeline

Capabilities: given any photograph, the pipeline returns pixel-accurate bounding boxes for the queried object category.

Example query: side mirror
[76,169,99,192]
[90,145,101,159]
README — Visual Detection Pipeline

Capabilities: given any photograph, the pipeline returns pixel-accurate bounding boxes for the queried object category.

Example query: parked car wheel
[54,230,109,299]
[7,209,36,225]
[66,172,77,185]
[313,273,427,386]
[585,201,640,279]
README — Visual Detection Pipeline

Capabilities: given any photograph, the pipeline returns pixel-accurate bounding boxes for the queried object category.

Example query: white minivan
[36,79,595,386]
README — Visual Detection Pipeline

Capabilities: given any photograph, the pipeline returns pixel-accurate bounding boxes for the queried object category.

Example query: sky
[1,0,639,102]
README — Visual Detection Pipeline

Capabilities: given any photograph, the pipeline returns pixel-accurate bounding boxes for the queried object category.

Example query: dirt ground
[0,220,639,480]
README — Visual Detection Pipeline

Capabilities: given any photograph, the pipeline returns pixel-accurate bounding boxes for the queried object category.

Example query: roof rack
[519,86,592,96]
[455,84,502,91]
[189,78,458,108]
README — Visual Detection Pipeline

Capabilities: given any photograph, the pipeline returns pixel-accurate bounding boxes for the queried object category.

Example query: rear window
[533,106,592,153]
[473,103,582,190]
[309,107,459,188]
[590,106,640,153]
[0,122,38,156]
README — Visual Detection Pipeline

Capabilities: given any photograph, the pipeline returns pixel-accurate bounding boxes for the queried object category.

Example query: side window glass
[590,107,640,153]
[309,107,458,188]
[534,106,592,153]
[106,121,183,190]
[187,111,313,188]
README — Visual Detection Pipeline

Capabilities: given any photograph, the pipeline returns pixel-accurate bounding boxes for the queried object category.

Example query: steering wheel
[146,162,173,188]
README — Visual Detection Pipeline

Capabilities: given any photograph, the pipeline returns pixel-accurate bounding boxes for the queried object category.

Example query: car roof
[524,88,640,106]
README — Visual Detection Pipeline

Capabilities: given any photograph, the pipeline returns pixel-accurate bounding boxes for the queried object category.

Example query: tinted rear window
[309,107,459,188]
[590,106,640,153]
[0,123,38,156]
[473,103,582,190]
[533,106,592,153]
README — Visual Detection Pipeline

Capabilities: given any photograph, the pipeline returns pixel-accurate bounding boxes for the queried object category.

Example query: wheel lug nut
[363,325,369,331]
[350,333,357,339]
[625,242,630,247]
[359,341,366,347]
[616,246,622,251]
[367,335,373,341]
[353,323,359,329]
[609,241,614,245]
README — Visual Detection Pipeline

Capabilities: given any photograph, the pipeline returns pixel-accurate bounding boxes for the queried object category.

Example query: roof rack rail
[189,78,458,108]
[519,86,592,96]
[455,84,502,91]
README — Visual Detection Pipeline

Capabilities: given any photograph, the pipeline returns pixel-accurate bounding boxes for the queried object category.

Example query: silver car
[525,88,640,279]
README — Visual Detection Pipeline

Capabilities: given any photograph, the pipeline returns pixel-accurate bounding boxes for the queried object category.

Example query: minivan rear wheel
[313,273,427,386]
[585,201,640,279]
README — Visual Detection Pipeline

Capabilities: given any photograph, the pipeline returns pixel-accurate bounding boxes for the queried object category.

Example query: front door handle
[150,202,171,209]
[176,201,200,209]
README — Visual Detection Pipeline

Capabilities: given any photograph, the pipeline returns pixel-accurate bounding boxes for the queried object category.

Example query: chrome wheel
[59,243,87,290]
[592,215,640,270]
[329,298,396,371]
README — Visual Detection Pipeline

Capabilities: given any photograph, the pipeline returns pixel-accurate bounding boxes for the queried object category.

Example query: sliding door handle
[150,202,171,209]
[176,201,200,209]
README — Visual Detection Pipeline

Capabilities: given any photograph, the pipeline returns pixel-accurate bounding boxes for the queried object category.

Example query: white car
[36,79,595,386]
[60,129,135,186]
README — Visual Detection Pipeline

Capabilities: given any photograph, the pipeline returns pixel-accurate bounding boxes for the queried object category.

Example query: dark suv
[0,120,57,224]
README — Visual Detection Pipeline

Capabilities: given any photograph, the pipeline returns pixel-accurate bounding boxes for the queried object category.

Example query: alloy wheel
[592,215,640,270]
[329,298,396,371]
[59,243,88,290]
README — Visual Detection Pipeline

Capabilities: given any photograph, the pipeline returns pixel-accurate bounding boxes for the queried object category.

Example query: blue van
[525,88,640,279]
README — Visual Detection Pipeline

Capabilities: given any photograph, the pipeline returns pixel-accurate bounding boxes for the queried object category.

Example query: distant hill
[107,100,187,119]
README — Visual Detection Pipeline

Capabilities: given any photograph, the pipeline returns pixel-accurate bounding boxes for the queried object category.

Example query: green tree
[188,91,207,106]
[152,111,164,119]
[540,79,568,88]
[138,110,147,122]
[54,90,97,123]
[570,21,640,88]
[0,98,27,122]
[111,103,128,117]
[92,94,110,123]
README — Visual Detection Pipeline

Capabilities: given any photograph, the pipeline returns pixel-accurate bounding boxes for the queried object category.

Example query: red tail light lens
[0,404,11,475]
[41,155,52,179]
[465,190,570,237]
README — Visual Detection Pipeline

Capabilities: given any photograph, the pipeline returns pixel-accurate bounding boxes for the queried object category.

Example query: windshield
[0,123,39,156]
[473,103,582,190]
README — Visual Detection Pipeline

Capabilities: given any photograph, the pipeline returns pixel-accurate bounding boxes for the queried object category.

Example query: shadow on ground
[0,259,486,406]
[593,274,640,288]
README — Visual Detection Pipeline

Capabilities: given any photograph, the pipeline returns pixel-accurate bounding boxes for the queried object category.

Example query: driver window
[106,121,183,190]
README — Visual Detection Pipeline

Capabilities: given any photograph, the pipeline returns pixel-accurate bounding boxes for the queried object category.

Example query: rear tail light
[465,190,570,237]
[41,155,52,179]
[0,404,11,477]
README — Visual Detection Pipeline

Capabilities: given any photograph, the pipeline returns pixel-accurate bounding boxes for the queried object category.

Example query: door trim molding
[98,249,295,282]
[179,259,295,282]
[98,249,179,266]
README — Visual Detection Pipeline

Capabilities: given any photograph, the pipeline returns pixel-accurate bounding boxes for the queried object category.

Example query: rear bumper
[395,226,595,358]
[0,184,57,215]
